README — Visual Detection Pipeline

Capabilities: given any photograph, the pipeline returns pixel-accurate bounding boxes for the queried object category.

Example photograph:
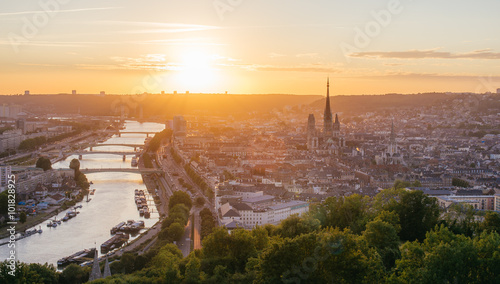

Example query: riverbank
[0,130,115,240]
[103,155,167,258]
[0,196,84,241]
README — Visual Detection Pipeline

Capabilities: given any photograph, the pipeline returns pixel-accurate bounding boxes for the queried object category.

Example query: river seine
[0,120,165,266]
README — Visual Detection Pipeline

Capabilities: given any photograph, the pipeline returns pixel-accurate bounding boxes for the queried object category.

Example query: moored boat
[57,248,96,267]
[110,221,126,234]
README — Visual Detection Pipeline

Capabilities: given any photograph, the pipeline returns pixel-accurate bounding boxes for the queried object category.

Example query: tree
[169,190,192,210]
[258,229,384,283]
[452,177,471,188]
[375,189,439,242]
[60,263,85,284]
[200,208,216,240]
[440,203,478,237]
[482,212,500,233]
[202,227,231,259]
[170,204,190,220]
[150,243,183,281]
[228,229,257,272]
[168,222,185,242]
[35,157,52,171]
[397,190,440,241]
[69,158,80,180]
[195,196,205,207]
[310,194,371,234]
[362,220,400,269]
[19,211,27,223]
[276,214,320,238]
[0,262,59,284]
[390,225,480,284]
[184,256,202,283]
[76,173,90,191]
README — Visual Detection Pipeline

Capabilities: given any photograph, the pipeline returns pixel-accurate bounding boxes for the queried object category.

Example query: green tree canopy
[169,190,192,210]
[35,156,52,171]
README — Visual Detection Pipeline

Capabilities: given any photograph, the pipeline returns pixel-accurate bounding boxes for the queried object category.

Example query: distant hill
[0,94,322,118]
[2,92,497,118]
[310,93,453,114]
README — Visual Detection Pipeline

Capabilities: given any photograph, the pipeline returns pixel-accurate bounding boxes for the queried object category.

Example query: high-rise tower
[323,78,333,136]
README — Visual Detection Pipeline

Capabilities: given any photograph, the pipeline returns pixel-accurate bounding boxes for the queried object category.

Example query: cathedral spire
[103,255,112,278]
[323,77,333,135]
[89,248,102,281]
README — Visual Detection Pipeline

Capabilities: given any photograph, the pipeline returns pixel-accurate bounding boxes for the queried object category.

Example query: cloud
[76,54,176,71]
[363,71,500,81]
[256,66,338,73]
[0,7,119,17]
[0,40,85,47]
[18,63,64,67]
[95,21,219,34]
[350,48,500,60]
[223,63,338,73]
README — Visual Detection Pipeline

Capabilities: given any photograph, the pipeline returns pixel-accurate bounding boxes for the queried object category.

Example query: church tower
[388,120,397,155]
[323,77,333,136]
[333,113,340,137]
[307,114,318,150]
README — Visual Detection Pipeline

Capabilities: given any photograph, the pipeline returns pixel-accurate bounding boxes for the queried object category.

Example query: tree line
[3,188,500,283]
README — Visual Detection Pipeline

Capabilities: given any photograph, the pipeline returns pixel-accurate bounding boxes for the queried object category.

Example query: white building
[0,129,24,152]
[224,200,309,229]
[0,166,12,192]
[436,195,495,210]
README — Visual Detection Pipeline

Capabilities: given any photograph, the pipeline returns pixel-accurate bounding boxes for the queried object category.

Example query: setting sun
[173,51,220,92]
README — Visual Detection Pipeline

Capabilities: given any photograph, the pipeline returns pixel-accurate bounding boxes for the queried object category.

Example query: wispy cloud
[350,49,500,60]
[18,63,64,67]
[0,7,119,17]
[76,54,175,71]
[95,21,219,34]
[223,63,338,73]
[363,71,500,80]
[0,40,84,47]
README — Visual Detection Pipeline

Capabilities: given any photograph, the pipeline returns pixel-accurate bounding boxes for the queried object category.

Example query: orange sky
[1,1,500,95]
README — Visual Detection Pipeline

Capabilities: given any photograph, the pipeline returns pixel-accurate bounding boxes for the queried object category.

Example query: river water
[0,120,165,266]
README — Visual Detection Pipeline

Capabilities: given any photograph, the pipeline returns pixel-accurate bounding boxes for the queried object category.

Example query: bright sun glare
[175,51,218,92]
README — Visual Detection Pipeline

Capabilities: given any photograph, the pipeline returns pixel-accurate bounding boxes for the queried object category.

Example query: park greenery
[170,147,183,164]
[147,129,173,153]
[199,208,216,241]
[18,136,46,151]
[452,177,472,188]
[69,158,90,192]
[2,186,500,283]
[142,152,154,169]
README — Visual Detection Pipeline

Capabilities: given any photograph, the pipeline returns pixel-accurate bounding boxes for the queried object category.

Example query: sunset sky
[1,0,500,95]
